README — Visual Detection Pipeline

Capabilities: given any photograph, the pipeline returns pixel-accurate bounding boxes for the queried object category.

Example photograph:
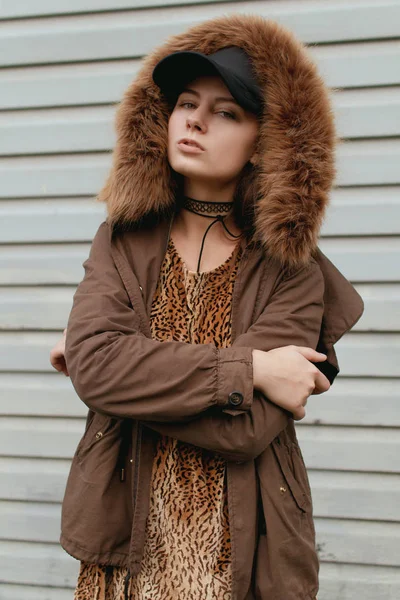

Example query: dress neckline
[168,237,241,277]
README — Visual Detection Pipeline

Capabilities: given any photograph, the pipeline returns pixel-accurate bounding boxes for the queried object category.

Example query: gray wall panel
[1,2,400,67]
[0,0,231,19]
[0,457,71,502]
[319,564,400,600]
[0,586,72,600]
[0,541,78,587]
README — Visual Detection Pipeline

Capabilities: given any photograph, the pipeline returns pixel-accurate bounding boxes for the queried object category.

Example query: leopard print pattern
[74,238,242,600]
[73,563,128,599]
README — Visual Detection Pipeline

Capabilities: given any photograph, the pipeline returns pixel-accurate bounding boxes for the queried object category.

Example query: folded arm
[65,223,253,421]
[145,260,325,461]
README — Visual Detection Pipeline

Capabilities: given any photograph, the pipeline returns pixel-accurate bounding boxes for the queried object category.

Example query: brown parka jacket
[61,15,364,600]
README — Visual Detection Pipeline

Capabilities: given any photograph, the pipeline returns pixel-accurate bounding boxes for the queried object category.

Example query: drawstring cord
[124,571,131,600]
[178,196,243,273]
[196,215,242,274]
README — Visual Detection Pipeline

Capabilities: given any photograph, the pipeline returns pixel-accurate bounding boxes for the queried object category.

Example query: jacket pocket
[272,437,311,514]
[76,412,118,460]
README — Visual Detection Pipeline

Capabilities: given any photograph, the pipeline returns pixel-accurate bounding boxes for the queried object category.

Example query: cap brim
[152,51,254,113]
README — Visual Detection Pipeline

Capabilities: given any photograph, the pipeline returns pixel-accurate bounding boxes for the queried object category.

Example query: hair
[232,160,260,241]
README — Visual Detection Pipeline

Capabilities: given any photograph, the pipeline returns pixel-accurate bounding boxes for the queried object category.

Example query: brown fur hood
[99,14,336,268]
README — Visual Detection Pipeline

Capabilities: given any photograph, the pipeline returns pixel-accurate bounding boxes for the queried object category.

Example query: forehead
[181,74,233,98]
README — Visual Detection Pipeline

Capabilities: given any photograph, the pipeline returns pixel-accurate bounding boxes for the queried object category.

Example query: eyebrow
[181,88,238,105]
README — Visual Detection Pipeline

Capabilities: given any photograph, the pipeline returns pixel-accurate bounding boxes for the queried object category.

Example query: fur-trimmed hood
[99,14,336,268]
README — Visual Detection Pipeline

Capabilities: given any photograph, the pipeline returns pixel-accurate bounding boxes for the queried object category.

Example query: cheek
[168,109,184,138]
[217,128,257,170]
[167,116,178,160]
[167,115,176,144]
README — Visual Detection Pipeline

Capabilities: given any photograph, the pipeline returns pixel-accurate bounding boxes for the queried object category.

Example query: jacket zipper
[118,419,132,482]
[126,419,143,576]
[132,422,142,507]
[131,218,170,497]
[128,218,170,531]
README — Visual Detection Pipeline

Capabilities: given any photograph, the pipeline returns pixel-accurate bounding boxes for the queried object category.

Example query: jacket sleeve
[145,260,325,461]
[65,223,254,421]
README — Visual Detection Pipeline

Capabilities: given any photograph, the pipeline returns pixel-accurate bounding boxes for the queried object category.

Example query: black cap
[152,46,263,115]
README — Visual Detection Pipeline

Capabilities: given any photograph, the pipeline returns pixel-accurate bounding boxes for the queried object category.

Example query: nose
[186,109,207,133]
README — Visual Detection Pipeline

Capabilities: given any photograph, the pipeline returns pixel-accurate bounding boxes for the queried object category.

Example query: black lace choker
[180,196,241,274]
[182,196,234,218]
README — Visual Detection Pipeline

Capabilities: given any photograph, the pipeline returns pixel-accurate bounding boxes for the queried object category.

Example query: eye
[179,101,196,109]
[218,110,236,120]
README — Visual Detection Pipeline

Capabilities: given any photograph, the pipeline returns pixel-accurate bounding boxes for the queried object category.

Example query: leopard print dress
[74,237,242,600]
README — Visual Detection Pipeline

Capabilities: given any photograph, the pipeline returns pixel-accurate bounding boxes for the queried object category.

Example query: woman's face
[167,75,259,190]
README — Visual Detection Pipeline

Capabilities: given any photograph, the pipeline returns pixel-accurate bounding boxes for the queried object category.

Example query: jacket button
[228,391,244,407]
[139,285,143,292]
[95,431,103,440]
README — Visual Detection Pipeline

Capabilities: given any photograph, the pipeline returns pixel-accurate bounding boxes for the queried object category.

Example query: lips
[178,138,205,151]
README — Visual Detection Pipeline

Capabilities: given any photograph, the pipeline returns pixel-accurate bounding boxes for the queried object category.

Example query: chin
[169,157,208,179]
[169,153,238,186]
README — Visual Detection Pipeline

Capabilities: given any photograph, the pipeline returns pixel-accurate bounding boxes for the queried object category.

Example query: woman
[50,14,363,600]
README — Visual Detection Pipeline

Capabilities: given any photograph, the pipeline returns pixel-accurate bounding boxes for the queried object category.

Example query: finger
[312,385,329,396]
[51,360,63,372]
[293,346,327,363]
[52,356,69,376]
[50,350,64,368]
[50,349,62,364]
[311,387,324,396]
[292,406,306,421]
[313,370,331,394]
[57,357,68,375]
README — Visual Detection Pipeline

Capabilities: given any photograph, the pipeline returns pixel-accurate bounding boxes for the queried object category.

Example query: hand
[252,346,330,421]
[50,328,69,376]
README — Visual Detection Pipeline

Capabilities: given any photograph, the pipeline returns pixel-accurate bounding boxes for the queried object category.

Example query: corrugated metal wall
[0,1,399,598]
